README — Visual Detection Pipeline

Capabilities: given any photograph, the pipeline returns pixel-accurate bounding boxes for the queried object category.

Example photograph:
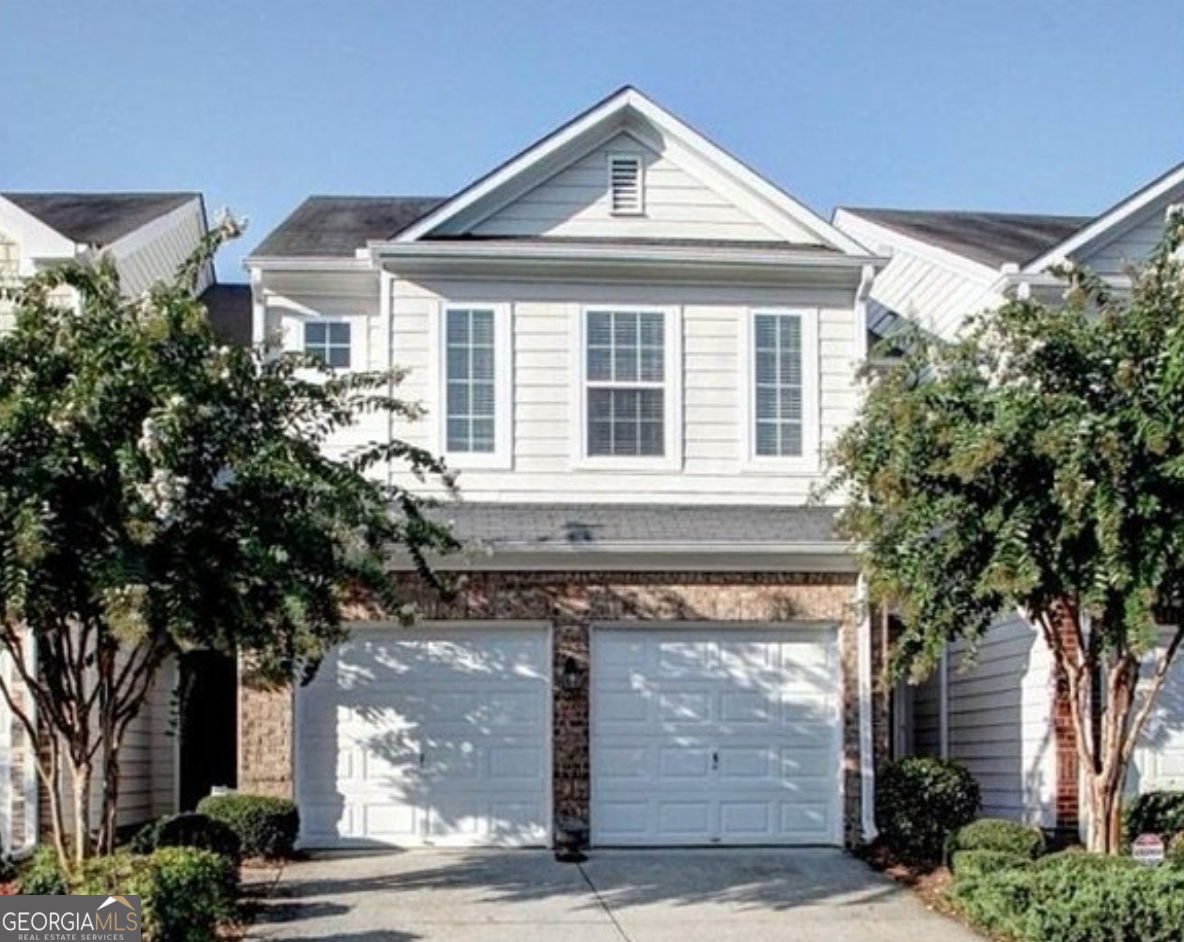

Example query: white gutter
[243,256,373,273]
[856,576,878,842]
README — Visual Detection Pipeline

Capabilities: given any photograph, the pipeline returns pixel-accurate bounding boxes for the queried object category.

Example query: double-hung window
[304,321,351,368]
[748,310,816,464]
[584,309,668,458]
[441,304,510,466]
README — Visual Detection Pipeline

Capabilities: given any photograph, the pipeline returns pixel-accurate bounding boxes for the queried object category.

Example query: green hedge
[1169,832,1184,868]
[875,756,981,863]
[132,813,242,868]
[18,845,66,895]
[947,817,1045,860]
[1125,791,1184,844]
[196,794,299,859]
[950,849,1032,880]
[950,849,1184,942]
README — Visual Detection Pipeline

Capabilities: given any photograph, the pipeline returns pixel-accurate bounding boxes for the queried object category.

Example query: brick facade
[239,570,878,845]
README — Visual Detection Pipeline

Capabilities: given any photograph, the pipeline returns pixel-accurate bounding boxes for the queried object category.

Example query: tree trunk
[1085,775,1124,853]
[68,756,93,865]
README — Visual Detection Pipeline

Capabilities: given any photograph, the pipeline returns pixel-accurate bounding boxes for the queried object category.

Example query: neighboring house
[834,161,1184,835]
[244,86,890,849]
[0,192,243,851]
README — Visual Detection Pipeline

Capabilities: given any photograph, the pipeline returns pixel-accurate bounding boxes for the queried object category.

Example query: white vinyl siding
[752,313,804,457]
[445,308,497,453]
[586,310,666,457]
[304,321,352,368]
[1075,205,1173,278]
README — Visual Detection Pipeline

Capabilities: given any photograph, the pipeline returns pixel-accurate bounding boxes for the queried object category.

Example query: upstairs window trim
[607,152,645,216]
[303,319,353,369]
[741,308,820,473]
[433,301,513,470]
[573,305,682,472]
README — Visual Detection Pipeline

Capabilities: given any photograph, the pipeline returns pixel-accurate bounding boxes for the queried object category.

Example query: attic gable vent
[608,154,644,215]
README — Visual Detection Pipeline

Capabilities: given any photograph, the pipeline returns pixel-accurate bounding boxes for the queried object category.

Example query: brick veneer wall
[239,570,873,844]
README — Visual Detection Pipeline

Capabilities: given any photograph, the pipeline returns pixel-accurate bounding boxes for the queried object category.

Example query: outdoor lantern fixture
[560,656,584,691]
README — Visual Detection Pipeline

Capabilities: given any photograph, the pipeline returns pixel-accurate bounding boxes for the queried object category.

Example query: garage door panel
[297,627,550,848]
[592,628,839,846]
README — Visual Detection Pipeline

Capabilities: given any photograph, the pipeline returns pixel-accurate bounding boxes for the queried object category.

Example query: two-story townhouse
[0,191,246,852]
[244,87,888,849]
[834,160,1184,837]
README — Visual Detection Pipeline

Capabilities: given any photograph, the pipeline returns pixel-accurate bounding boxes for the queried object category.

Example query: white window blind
[753,313,803,456]
[586,310,665,456]
[445,307,496,453]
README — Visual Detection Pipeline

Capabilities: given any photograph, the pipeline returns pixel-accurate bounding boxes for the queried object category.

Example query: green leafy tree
[825,213,1184,854]
[0,216,456,865]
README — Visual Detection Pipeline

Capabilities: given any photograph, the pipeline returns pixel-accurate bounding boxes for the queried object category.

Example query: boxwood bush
[1124,790,1184,844]
[72,848,234,942]
[946,817,1045,860]
[950,849,1033,880]
[19,845,66,895]
[951,849,1184,942]
[1168,832,1184,868]
[197,794,299,859]
[875,756,980,862]
[134,813,242,869]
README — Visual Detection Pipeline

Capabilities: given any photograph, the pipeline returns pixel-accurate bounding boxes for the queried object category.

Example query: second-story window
[304,321,351,368]
[753,312,804,457]
[586,309,666,457]
[445,307,497,453]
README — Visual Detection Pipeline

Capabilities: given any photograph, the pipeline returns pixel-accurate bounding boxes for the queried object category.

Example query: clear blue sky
[2,0,1182,280]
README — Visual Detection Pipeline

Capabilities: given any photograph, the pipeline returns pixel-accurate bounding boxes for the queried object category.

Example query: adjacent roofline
[1024,158,1184,272]
[833,207,1002,283]
[395,86,870,256]
[0,194,76,259]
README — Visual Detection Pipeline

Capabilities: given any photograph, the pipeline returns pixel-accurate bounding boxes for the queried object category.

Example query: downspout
[856,576,878,841]
[939,647,950,759]
[379,270,395,488]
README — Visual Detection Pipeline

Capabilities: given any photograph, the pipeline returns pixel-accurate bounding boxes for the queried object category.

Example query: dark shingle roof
[843,208,1091,269]
[251,196,446,258]
[433,503,841,550]
[199,284,252,347]
[3,192,198,246]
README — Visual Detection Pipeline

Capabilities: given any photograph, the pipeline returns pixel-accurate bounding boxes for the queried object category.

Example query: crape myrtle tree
[0,215,457,866]
[823,213,1184,854]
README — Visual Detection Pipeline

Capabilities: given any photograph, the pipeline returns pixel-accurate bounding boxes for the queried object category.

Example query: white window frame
[273,300,371,373]
[431,301,513,470]
[607,151,646,216]
[303,319,353,369]
[740,308,820,473]
[572,305,682,472]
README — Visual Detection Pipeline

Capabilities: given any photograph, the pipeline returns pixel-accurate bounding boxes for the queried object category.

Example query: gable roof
[1023,158,1184,272]
[251,196,445,258]
[841,207,1090,270]
[392,86,870,255]
[2,192,198,247]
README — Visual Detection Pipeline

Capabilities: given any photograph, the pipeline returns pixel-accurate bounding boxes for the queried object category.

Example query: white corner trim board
[857,576,878,842]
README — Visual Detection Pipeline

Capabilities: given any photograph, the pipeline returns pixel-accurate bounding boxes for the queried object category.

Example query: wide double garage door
[296,624,839,848]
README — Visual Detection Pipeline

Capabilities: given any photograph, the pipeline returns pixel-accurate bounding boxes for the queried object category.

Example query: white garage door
[1133,648,1184,792]
[296,625,550,848]
[592,627,840,846]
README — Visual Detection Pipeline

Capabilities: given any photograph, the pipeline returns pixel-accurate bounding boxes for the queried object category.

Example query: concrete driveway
[246,848,981,942]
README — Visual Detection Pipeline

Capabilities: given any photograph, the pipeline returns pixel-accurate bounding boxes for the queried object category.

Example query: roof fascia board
[1024,162,1184,272]
[0,195,76,262]
[244,256,373,273]
[394,90,634,243]
[833,208,1002,284]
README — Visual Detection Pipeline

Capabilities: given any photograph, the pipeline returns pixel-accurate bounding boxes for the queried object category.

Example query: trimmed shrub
[947,817,1045,860]
[197,794,299,859]
[875,756,980,862]
[950,849,1032,880]
[130,817,165,855]
[145,847,236,942]
[73,851,151,895]
[153,813,242,867]
[951,850,1184,942]
[19,845,65,895]
[1124,790,1184,844]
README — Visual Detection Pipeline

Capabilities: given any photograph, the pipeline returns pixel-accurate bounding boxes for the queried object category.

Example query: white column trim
[856,576,878,841]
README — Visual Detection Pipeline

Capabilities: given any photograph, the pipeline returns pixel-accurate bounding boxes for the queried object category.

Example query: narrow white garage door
[297,625,550,848]
[592,627,840,846]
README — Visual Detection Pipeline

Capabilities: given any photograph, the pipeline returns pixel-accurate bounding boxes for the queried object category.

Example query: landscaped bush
[1124,790,1184,844]
[875,756,981,862]
[149,813,242,867]
[144,847,236,942]
[19,845,65,895]
[1168,832,1184,868]
[130,817,165,855]
[949,849,1032,880]
[950,849,1184,942]
[946,817,1045,860]
[197,794,299,859]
